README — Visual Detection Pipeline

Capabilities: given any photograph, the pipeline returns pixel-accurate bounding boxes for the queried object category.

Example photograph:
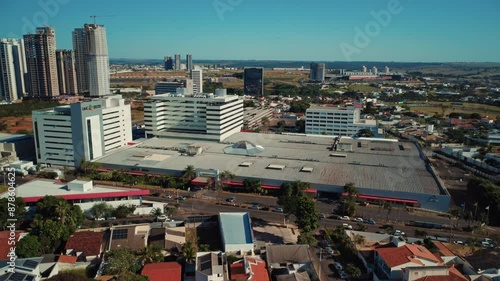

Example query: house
[108,224,150,251]
[142,262,182,281]
[374,240,443,280]
[276,271,311,281]
[230,257,270,281]
[65,230,105,261]
[462,248,500,280]
[0,257,43,281]
[219,212,254,254]
[403,266,468,281]
[266,245,317,281]
[195,251,228,281]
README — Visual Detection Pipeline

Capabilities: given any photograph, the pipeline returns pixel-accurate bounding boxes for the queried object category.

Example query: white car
[340,216,350,221]
[339,270,347,279]
[325,246,334,255]
[342,223,353,230]
[156,215,168,221]
[94,217,105,221]
[453,240,464,245]
[393,230,405,236]
[353,217,364,222]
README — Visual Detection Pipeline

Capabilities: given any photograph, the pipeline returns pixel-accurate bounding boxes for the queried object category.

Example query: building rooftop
[109,224,149,251]
[94,132,442,195]
[219,212,253,246]
[141,262,182,281]
[0,133,32,142]
[266,245,311,265]
[464,248,500,271]
[276,272,311,281]
[376,243,442,268]
[65,230,105,257]
[0,179,149,203]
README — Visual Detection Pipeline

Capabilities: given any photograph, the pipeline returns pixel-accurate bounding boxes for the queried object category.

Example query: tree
[356,223,367,231]
[0,197,26,230]
[46,272,89,281]
[88,202,114,219]
[31,219,71,253]
[15,235,41,258]
[297,232,317,246]
[295,119,306,133]
[295,197,319,232]
[342,183,359,216]
[150,208,163,222]
[113,204,136,219]
[423,238,439,253]
[103,248,141,276]
[357,128,374,137]
[199,244,210,252]
[182,241,197,264]
[182,165,196,180]
[218,170,235,192]
[137,244,164,265]
[278,181,311,214]
[277,119,286,128]
[414,229,428,238]
[345,264,362,279]
[242,179,264,194]
[289,100,310,113]
[383,201,392,221]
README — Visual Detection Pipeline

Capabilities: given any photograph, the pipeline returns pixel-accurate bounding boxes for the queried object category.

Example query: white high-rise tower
[0,38,27,101]
[85,24,109,97]
[190,69,203,95]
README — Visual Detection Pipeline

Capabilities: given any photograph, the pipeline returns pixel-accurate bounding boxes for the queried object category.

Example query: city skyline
[1,0,500,62]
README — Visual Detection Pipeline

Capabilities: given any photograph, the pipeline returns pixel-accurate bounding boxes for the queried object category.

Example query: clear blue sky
[1,0,499,62]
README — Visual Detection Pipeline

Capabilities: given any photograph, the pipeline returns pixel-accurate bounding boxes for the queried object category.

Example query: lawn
[346,84,379,93]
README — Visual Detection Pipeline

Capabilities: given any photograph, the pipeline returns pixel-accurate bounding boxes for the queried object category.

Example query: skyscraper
[72,28,88,93]
[372,66,378,75]
[56,50,78,95]
[0,38,27,101]
[174,54,181,71]
[190,69,203,95]
[186,54,193,71]
[309,63,325,82]
[164,56,173,70]
[85,24,110,97]
[24,27,59,98]
[244,67,264,97]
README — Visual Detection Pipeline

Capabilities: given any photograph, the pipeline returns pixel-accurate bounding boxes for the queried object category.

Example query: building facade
[244,67,263,97]
[72,28,89,93]
[305,105,378,137]
[32,95,132,167]
[191,69,203,95]
[85,24,110,97]
[174,54,181,71]
[155,80,193,95]
[164,56,173,70]
[186,54,193,71]
[24,27,59,98]
[55,50,78,95]
[144,89,243,141]
[309,62,325,82]
[0,38,27,101]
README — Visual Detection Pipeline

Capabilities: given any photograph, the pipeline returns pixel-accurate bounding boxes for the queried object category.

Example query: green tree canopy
[182,165,196,180]
[182,241,197,264]
[15,235,41,258]
[46,272,89,281]
[0,197,26,230]
[88,202,114,219]
[278,181,318,232]
[103,248,141,276]
[297,232,317,247]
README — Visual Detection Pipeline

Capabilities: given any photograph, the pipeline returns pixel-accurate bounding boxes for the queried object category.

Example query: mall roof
[94,132,442,195]
[0,179,149,203]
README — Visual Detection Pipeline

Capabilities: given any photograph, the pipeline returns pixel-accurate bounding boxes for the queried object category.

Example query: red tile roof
[376,244,442,268]
[142,262,182,281]
[433,242,455,257]
[246,257,269,281]
[0,231,24,259]
[414,266,468,281]
[231,260,249,280]
[65,231,104,257]
[58,255,77,263]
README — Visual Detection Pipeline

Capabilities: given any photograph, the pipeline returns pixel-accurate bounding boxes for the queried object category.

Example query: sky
[1,0,499,62]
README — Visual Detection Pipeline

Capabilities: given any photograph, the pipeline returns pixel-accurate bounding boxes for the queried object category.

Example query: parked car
[353,217,364,222]
[250,204,260,210]
[325,246,334,255]
[340,216,350,221]
[226,197,236,203]
[274,207,284,213]
[453,240,464,245]
[163,194,172,199]
[365,218,376,224]
[339,271,347,279]
[176,196,186,201]
[393,230,405,236]
[319,213,326,219]
[342,223,353,230]
[333,262,343,271]
[94,217,105,221]
[156,215,168,221]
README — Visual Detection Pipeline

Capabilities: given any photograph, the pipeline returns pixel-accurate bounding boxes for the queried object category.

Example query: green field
[408,102,500,117]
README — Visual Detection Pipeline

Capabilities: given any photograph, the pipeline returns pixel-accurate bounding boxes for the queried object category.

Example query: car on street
[353,217,364,222]
[393,230,405,236]
[340,216,350,221]
[453,240,464,245]
[226,197,236,203]
[250,204,260,210]
[325,246,334,255]
[339,270,347,279]
[342,223,353,230]
[274,207,284,213]
[365,218,376,224]
[176,196,186,201]
[319,213,326,219]
[333,262,342,271]
[163,194,172,199]
[94,217,105,221]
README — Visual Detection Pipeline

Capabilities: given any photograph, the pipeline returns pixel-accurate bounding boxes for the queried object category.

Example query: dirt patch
[0,116,33,134]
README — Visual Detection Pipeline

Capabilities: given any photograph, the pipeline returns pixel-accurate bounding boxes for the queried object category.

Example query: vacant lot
[409,102,500,117]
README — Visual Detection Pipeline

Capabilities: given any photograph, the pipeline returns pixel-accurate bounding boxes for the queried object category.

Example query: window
[112,229,128,240]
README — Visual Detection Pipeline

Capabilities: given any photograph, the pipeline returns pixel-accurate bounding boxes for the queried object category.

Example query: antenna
[89,15,115,25]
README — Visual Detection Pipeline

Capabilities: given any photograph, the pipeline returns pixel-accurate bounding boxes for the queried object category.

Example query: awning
[223,181,317,193]
[341,193,419,205]
[191,177,214,186]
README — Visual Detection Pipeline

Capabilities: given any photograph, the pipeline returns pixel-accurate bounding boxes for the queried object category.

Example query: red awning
[22,189,150,203]
[341,193,419,205]
[223,181,317,193]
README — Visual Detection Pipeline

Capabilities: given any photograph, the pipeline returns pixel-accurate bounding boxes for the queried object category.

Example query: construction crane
[90,15,115,25]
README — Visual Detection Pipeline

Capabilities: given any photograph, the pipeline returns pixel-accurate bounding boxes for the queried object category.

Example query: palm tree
[182,165,196,180]
[383,201,392,221]
[218,170,235,192]
[55,200,70,224]
[353,234,366,247]
[182,241,197,264]
[137,244,164,265]
[150,208,163,222]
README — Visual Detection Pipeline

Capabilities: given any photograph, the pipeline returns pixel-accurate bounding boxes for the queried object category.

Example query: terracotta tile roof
[246,257,270,281]
[376,244,442,268]
[65,231,104,257]
[142,262,182,281]
[433,242,455,257]
[0,231,24,259]
[414,266,468,281]
[58,255,77,263]
[230,260,249,280]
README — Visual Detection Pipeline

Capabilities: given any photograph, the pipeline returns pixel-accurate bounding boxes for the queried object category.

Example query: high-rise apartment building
[186,54,193,71]
[32,95,132,167]
[164,56,173,70]
[0,38,27,101]
[144,89,243,141]
[174,54,181,70]
[372,66,378,75]
[190,69,203,95]
[309,62,325,82]
[55,50,78,95]
[72,28,88,93]
[85,24,110,97]
[243,67,264,97]
[24,27,59,98]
